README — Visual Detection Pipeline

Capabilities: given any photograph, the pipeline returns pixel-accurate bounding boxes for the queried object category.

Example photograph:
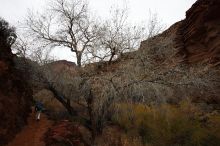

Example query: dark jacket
[35,101,44,112]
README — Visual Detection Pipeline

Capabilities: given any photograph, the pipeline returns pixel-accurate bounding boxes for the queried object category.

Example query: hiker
[35,101,44,121]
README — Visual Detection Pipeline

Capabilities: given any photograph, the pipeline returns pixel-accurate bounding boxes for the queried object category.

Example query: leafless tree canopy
[22,0,165,66]
[86,8,146,63]
[147,11,165,38]
[24,0,100,67]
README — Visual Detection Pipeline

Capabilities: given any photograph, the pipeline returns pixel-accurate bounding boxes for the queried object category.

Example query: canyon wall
[175,0,220,64]
[0,19,32,145]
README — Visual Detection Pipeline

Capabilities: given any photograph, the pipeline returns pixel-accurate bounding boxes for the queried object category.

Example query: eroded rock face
[0,20,32,145]
[175,0,220,63]
[136,0,220,105]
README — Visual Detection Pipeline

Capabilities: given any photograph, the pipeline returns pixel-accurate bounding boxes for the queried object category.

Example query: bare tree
[146,10,165,38]
[24,0,99,67]
[12,30,57,65]
[12,36,29,58]
[87,8,145,63]
[87,9,165,64]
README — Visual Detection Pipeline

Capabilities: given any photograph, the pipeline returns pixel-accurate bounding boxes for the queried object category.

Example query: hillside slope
[84,0,220,106]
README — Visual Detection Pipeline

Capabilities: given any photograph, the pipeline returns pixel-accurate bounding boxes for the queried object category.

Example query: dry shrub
[113,101,220,146]
[95,126,144,146]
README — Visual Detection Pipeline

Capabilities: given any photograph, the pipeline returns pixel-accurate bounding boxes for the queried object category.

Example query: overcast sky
[0,0,197,62]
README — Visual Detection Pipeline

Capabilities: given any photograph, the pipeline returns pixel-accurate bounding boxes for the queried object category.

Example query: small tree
[146,10,165,38]
[13,34,55,64]
[88,8,145,63]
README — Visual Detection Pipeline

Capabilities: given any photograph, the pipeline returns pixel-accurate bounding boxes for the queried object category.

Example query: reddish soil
[6,109,53,146]
[45,120,89,146]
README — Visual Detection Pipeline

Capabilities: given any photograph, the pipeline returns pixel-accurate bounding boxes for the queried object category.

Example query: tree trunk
[47,85,78,116]
[76,52,82,67]
[86,90,96,144]
[108,54,114,63]
[108,50,115,63]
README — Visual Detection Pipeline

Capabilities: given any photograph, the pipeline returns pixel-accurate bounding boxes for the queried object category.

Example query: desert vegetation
[15,30,219,146]
[1,0,220,146]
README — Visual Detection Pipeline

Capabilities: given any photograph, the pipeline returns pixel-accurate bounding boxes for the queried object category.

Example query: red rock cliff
[175,0,220,63]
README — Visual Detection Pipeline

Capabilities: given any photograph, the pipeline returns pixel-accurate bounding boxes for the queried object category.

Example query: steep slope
[84,0,220,105]
[137,0,220,103]
[175,0,220,63]
[0,19,32,145]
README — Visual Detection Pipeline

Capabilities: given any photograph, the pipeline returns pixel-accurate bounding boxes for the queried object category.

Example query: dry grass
[112,101,220,146]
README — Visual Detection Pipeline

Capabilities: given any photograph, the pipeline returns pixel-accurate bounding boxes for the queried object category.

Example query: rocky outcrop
[47,60,77,73]
[0,19,32,145]
[175,0,220,64]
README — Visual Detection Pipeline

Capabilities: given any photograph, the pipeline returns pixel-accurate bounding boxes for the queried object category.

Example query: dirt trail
[6,108,53,146]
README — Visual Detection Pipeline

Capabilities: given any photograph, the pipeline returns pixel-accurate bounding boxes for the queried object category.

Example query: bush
[113,101,220,146]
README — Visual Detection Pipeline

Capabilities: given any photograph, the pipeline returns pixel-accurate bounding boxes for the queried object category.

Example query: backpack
[35,102,43,112]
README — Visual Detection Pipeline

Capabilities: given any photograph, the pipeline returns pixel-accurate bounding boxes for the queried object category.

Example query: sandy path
[6,109,53,146]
